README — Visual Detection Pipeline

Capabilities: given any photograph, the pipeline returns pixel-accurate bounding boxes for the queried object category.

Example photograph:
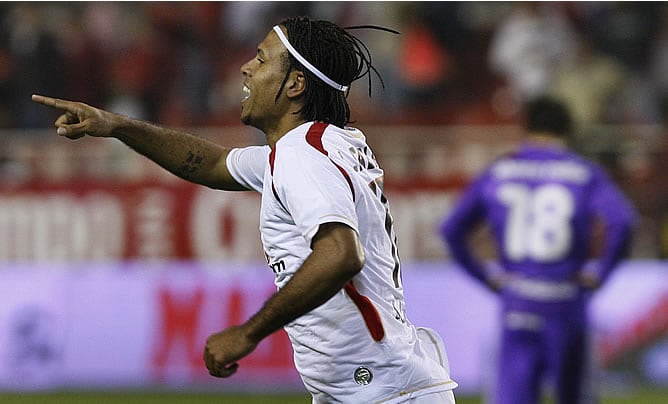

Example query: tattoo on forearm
[178,151,204,176]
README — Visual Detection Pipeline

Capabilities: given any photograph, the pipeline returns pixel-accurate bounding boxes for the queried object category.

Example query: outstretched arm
[31,94,246,191]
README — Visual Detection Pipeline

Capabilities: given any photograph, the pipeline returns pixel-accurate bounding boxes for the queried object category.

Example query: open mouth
[242,85,251,102]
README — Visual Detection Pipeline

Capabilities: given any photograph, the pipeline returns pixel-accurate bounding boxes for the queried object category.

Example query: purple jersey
[441,142,635,305]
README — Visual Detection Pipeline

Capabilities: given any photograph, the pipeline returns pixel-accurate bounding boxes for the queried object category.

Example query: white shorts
[378,327,457,404]
[401,389,456,403]
[416,327,452,374]
[376,388,456,403]
[310,327,457,404]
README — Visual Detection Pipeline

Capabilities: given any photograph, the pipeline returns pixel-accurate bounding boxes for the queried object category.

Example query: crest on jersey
[354,366,373,385]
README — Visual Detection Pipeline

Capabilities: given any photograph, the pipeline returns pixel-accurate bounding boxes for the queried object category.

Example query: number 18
[497,183,574,262]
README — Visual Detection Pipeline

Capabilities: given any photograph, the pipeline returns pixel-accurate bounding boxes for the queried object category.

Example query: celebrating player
[32,16,457,403]
[440,96,635,404]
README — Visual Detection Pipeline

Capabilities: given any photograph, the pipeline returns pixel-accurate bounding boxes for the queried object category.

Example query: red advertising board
[0,181,264,261]
[0,181,457,261]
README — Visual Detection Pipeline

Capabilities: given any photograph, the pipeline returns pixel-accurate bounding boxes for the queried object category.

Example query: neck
[263,116,309,148]
[525,132,567,148]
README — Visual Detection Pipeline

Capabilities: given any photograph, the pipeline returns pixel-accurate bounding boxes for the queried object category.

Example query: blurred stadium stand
[0,1,667,258]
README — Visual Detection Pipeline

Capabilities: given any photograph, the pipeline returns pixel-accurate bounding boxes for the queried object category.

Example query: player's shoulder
[272,123,332,171]
[559,149,607,175]
[279,122,365,152]
[228,144,271,166]
[236,144,271,155]
[485,149,518,175]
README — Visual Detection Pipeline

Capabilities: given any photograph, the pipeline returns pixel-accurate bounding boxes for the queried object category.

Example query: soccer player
[440,96,635,404]
[32,16,457,403]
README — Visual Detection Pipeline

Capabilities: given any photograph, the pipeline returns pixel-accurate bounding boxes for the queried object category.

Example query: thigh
[495,316,544,404]
[546,318,590,404]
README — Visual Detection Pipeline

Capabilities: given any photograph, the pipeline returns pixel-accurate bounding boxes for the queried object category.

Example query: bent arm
[31,94,246,191]
[243,222,365,341]
[440,179,497,289]
[591,183,637,283]
[203,222,364,377]
[441,212,492,287]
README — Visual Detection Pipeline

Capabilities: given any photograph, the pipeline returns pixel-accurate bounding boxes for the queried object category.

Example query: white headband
[272,25,349,92]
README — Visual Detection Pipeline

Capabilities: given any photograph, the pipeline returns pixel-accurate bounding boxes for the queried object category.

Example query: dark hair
[524,96,573,137]
[275,16,387,128]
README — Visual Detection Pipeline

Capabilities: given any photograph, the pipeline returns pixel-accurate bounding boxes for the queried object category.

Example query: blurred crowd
[3,2,668,257]
[1,1,667,130]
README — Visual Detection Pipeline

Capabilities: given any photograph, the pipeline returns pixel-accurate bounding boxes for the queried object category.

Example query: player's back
[482,143,600,281]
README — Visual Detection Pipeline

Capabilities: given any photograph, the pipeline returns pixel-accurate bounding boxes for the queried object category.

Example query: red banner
[0,181,264,261]
[0,181,458,261]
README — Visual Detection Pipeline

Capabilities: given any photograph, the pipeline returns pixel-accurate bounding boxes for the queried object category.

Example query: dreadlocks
[275,16,394,128]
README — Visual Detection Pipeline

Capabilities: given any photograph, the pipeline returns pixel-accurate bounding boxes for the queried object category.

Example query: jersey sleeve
[225,145,270,193]
[440,173,491,285]
[273,145,358,247]
[588,166,637,282]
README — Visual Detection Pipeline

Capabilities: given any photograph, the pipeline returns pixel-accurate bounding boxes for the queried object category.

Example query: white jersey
[227,122,457,403]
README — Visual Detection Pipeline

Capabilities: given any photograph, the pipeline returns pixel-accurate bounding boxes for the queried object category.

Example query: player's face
[239,29,291,131]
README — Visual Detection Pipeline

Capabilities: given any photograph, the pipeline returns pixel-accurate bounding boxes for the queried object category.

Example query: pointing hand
[31,94,118,139]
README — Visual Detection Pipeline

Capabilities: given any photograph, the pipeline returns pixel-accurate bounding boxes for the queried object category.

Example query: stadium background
[1,2,668,403]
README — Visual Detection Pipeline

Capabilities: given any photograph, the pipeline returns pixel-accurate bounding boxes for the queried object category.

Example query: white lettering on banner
[190,188,262,260]
[0,193,124,261]
[135,189,173,258]
[187,190,455,261]
[0,185,458,261]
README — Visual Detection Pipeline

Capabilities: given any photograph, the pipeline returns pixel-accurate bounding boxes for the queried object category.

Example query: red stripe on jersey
[305,122,329,154]
[268,148,287,211]
[269,148,276,174]
[305,123,355,200]
[344,281,385,341]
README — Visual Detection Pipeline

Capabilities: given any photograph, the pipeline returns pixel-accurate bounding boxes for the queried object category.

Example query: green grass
[0,392,310,404]
[0,389,666,403]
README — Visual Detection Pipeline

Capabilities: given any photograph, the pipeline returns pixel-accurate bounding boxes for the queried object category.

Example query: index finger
[31,94,77,113]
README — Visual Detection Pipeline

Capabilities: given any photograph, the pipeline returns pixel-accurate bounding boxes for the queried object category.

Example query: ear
[285,70,306,99]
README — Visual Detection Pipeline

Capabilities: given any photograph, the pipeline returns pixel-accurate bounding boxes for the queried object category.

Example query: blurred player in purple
[440,96,635,404]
